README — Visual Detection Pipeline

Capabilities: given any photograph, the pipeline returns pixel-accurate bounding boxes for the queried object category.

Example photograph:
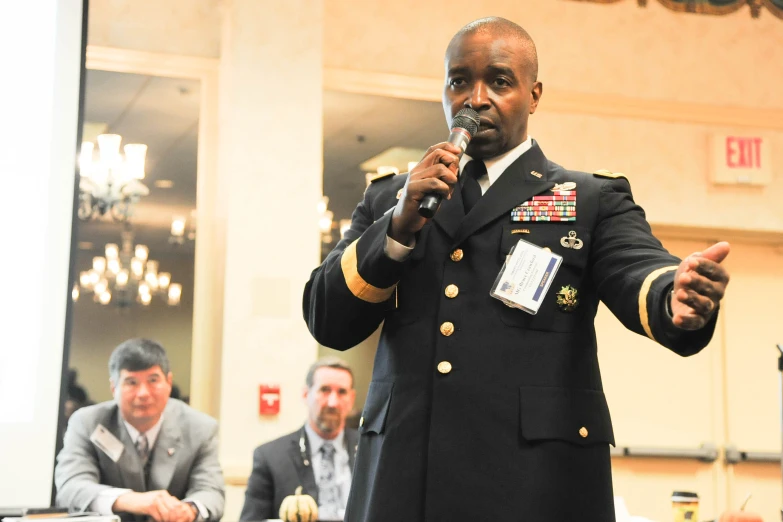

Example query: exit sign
[710,134,772,186]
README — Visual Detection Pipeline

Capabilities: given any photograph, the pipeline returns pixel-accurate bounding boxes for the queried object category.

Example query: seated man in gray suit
[55,338,225,522]
[240,357,358,521]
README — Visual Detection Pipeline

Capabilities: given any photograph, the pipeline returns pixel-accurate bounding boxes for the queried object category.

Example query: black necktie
[461,160,486,213]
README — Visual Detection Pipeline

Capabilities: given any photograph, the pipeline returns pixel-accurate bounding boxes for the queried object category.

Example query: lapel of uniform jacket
[112,408,146,493]
[147,400,183,491]
[288,428,319,503]
[453,142,554,246]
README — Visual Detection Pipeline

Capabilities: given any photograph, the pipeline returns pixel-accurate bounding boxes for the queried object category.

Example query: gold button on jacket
[437,361,452,374]
[440,321,455,336]
[450,249,464,262]
[579,427,588,438]
[444,284,459,298]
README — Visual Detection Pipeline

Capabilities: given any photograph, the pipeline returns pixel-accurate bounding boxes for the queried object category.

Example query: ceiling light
[154,180,174,189]
[78,133,150,222]
[77,228,182,309]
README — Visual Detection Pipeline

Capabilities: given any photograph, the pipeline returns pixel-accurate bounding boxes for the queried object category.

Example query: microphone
[418,108,480,218]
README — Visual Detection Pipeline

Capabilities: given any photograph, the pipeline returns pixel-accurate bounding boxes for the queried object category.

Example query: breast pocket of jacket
[496,223,591,332]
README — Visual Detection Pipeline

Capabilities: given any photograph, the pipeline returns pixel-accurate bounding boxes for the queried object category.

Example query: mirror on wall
[66,69,201,414]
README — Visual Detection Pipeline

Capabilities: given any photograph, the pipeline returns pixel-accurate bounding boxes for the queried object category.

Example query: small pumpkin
[719,494,764,522]
[278,485,318,522]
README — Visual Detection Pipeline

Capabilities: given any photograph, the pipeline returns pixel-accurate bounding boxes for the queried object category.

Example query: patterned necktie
[461,159,487,213]
[136,433,150,463]
[316,442,341,519]
[137,433,153,490]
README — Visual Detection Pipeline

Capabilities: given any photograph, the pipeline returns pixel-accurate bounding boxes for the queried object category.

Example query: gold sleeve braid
[340,241,397,303]
[638,266,678,342]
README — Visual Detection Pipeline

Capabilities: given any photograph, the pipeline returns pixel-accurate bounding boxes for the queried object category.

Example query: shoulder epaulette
[368,171,396,183]
[592,169,628,180]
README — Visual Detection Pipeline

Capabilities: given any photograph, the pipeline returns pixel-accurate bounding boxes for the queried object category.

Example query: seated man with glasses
[55,338,225,522]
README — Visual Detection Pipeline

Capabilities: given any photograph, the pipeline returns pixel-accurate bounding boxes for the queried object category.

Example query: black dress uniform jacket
[303,142,716,522]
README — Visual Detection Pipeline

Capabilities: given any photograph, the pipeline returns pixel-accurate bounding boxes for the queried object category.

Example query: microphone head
[451,108,480,138]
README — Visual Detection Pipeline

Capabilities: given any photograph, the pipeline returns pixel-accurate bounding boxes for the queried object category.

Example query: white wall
[0,0,83,509]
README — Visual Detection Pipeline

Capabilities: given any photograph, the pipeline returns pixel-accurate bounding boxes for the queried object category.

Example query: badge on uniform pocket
[555,285,579,312]
[490,239,562,315]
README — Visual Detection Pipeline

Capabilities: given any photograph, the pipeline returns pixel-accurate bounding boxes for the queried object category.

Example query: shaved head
[447,17,538,82]
[442,16,543,158]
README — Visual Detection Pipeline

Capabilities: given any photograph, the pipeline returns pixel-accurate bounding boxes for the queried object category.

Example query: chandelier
[73,229,182,308]
[78,133,150,222]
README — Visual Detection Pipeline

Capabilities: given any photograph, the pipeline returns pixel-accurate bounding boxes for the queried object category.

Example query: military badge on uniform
[556,285,579,312]
[551,182,576,192]
[510,183,577,222]
[560,231,583,250]
[530,170,543,179]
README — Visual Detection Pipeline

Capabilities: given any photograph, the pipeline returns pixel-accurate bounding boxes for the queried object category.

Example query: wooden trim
[762,0,783,19]
[85,46,224,419]
[651,223,783,246]
[655,0,746,15]
[323,68,783,131]
[86,46,219,78]
[324,68,442,102]
[566,0,783,17]
[226,475,249,487]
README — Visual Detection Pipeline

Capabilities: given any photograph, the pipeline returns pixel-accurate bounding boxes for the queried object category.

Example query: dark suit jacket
[55,399,225,521]
[303,142,717,522]
[239,426,359,522]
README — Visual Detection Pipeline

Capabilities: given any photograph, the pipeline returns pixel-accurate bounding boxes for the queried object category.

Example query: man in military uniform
[303,17,730,522]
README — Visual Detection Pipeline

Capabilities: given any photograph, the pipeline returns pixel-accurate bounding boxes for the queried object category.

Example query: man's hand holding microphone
[389,108,480,246]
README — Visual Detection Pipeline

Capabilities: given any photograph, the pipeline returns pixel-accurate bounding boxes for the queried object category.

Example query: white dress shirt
[385,136,534,260]
[304,423,352,520]
[91,415,209,520]
[91,415,164,515]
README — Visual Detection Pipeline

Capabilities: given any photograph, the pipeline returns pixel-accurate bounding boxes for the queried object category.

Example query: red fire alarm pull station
[259,384,280,415]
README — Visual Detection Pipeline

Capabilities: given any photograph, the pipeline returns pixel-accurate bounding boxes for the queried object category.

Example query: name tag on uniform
[90,424,124,462]
[490,239,562,314]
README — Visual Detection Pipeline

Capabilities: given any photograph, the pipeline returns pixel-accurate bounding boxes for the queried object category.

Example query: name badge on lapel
[490,238,562,315]
[90,424,124,462]
[510,182,577,222]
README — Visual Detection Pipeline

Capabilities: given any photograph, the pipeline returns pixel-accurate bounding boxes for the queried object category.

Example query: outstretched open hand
[671,241,731,330]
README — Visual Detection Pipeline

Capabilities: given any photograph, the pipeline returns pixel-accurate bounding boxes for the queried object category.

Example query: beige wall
[83,1,783,520]
[88,0,221,58]
[324,0,783,108]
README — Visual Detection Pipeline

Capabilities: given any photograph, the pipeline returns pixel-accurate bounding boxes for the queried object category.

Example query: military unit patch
[511,183,577,222]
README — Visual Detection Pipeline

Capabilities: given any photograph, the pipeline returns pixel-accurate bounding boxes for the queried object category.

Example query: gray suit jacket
[239,426,359,522]
[55,398,225,520]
